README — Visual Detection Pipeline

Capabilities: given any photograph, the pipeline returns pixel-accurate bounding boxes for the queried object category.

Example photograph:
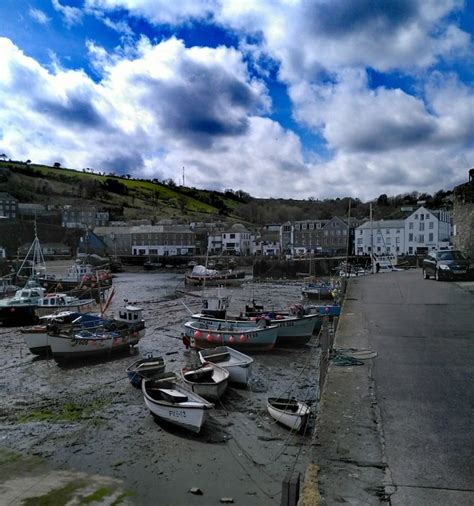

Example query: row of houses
[2,168,472,259]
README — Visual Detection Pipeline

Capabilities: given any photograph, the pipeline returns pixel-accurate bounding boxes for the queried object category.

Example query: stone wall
[453,180,474,258]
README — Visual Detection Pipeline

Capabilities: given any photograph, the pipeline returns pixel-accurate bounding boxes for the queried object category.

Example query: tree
[25,159,31,165]
[53,162,61,169]
[0,153,7,161]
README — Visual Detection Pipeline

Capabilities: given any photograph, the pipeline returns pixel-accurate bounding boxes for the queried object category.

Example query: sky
[0,0,473,200]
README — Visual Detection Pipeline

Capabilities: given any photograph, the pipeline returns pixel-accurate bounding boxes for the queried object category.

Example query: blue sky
[0,0,473,199]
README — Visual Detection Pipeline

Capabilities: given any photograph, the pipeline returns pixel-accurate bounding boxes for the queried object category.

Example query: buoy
[229,335,235,343]
[239,334,247,342]
[325,306,330,314]
[206,334,213,342]
[194,330,202,338]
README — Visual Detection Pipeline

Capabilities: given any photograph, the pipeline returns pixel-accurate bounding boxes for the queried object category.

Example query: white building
[355,207,452,256]
[355,220,405,255]
[221,224,252,255]
[404,207,451,255]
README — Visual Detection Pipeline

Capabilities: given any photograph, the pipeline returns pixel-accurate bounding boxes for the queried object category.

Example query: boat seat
[136,360,164,370]
[203,352,230,362]
[183,367,214,382]
[158,389,188,403]
[270,400,299,411]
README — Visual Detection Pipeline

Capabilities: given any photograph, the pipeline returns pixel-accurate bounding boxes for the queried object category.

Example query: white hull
[198,347,253,385]
[267,398,310,432]
[48,332,141,358]
[142,380,213,433]
[181,363,230,401]
[21,327,49,354]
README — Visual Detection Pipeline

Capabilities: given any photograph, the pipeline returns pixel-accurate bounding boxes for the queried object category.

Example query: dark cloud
[136,60,260,148]
[99,152,145,174]
[304,0,418,36]
[35,95,107,129]
[343,118,437,152]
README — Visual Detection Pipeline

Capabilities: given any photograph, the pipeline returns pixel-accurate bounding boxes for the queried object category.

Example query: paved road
[315,269,474,505]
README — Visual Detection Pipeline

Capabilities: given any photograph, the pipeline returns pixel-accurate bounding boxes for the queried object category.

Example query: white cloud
[52,0,83,27]
[29,8,50,25]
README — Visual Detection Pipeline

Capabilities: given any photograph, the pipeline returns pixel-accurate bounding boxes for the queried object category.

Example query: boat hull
[190,313,321,346]
[21,326,49,354]
[47,332,141,359]
[184,272,246,287]
[198,346,253,385]
[126,355,166,388]
[181,363,229,401]
[184,321,278,351]
[267,398,310,432]
[142,380,213,433]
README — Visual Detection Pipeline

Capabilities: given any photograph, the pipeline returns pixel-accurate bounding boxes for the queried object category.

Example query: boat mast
[16,222,46,281]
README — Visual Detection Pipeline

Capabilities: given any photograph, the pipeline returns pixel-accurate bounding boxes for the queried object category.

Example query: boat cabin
[11,287,46,303]
[201,292,230,319]
[37,293,69,307]
[117,305,144,323]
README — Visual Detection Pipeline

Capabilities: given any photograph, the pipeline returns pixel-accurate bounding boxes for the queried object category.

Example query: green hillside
[0,160,246,222]
[0,160,453,226]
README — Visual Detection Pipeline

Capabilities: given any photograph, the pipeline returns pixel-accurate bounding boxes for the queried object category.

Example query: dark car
[422,250,474,281]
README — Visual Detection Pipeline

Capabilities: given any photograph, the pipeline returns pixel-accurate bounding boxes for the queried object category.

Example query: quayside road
[313,269,474,506]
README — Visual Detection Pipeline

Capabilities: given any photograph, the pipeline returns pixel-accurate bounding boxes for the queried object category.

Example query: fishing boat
[266,397,311,432]
[46,305,146,360]
[184,265,246,287]
[35,292,96,318]
[47,327,141,360]
[142,377,213,433]
[198,346,253,386]
[180,362,229,400]
[21,310,105,355]
[190,312,321,347]
[301,280,333,300]
[126,354,166,388]
[183,319,279,351]
[0,284,46,326]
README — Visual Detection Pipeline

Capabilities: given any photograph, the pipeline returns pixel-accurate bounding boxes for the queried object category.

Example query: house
[254,231,281,257]
[0,192,18,219]
[62,207,109,229]
[131,224,196,256]
[355,220,405,256]
[404,206,451,255]
[355,207,452,256]
[284,217,363,257]
[452,170,474,258]
[221,224,253,255]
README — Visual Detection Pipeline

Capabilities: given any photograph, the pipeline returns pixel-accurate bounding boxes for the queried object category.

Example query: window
[309,223,314,230]
[419,234,424,242]
[396,237,400,244]
[429,233,434,242]
[409,233,413,241]
[397,229,400,234]
[419,223,425,231]
[357,238,363,244]
[409,222,414,229]
[302,223,307,230]
[359,230,363,235]
[420,214,424,221]
[386,238,391,245]
[415,214,418,219]
[429,222,434,229]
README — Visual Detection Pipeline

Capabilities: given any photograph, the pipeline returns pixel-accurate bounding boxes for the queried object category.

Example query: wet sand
[0,271,321,505]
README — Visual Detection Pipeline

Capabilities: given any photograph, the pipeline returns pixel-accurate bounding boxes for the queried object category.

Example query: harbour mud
[0,271,321,505]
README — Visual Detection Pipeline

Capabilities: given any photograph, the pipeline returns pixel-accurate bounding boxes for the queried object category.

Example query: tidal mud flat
[0,271,321,505]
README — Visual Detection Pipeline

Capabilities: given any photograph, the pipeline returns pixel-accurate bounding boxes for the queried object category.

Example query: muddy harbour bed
[0,271,325,505]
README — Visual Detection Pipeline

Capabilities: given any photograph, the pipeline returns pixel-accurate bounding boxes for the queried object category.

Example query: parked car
[422,250,474,281]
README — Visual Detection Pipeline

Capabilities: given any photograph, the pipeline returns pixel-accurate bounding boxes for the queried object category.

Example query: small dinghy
[267,397,311,432]
[126,354,166,387]
[142,377,213,434]
[198,346,253,386]
[180,362,230,401]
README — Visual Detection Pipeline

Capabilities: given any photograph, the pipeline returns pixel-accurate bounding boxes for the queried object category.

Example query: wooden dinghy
[142,377,213,434]
[126,354,166,387]
[180,362,230,401]
[267,397,311,432]
[198,346,253,386]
